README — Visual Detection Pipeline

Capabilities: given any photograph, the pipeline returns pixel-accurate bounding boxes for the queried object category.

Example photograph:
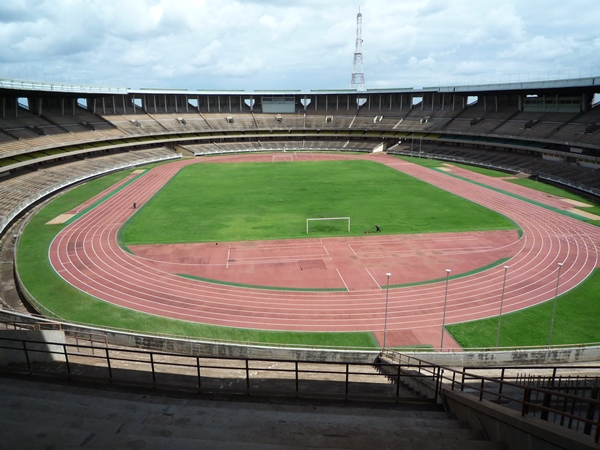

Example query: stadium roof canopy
[1,76,599,98]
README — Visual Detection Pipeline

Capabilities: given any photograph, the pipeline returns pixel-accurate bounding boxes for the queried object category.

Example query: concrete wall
[2,310,599,366]
[109,330,379,363]
[0,330,66,365]
[402,346,600,368]
[443,388,598,450]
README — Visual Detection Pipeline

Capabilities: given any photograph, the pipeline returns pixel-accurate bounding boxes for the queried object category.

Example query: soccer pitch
[122,160,515,245]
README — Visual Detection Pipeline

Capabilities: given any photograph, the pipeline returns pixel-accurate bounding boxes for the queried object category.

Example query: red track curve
[48,154,600,348]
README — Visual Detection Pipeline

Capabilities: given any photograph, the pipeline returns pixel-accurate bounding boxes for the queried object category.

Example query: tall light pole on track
[495,266,510,348]
[383,273,391,350]
[547,262,564,348]
[440,269,451,351]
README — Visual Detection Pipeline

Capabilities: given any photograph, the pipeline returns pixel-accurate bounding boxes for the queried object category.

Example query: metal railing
[0,336,424,403]
[382,351,600,443]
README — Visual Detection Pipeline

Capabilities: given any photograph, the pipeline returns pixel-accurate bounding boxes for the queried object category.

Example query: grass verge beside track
[16,167,378,349]
[16,157,598,350]
[400,155,600,226]
[446,269,600,348]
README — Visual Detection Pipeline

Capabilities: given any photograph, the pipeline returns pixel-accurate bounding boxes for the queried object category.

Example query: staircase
[0,375,504,449]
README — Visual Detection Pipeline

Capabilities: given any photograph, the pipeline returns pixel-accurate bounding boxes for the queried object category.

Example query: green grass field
[15,156,600,349]
[401,155,600,227]
[16,168,378,348]
[122,160,515,244]
[447,269,600,348]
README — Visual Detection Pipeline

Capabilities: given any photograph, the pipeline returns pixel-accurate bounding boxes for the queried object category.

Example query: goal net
[306,217,350,233]
[272,153,294,162]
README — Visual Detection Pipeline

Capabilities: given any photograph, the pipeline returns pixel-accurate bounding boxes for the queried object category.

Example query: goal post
[306,217,350,233]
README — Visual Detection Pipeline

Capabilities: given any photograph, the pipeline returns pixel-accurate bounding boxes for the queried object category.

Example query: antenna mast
[351,8,365,91]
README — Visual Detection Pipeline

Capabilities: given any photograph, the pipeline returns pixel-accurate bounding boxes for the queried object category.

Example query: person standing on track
[133,202,137,209]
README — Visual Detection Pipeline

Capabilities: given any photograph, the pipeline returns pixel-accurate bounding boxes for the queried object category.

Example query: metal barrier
[382,351,600,443]
[0,336,426,403]
[2,334,599,441]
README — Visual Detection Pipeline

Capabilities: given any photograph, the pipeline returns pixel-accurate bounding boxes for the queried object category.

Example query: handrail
[381,350,600,443]
[0,336,426,403]
[2,334,598,440]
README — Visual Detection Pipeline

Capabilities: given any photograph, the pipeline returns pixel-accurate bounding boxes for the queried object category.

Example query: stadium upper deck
[0,76,599,180]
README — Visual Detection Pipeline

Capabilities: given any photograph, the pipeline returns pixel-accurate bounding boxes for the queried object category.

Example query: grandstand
[1,77,600,448]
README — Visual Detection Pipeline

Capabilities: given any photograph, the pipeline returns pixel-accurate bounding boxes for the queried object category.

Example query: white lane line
[336,268,349,291]
[364,267,381,289]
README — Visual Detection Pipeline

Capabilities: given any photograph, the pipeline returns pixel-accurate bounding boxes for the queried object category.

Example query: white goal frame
[272,153,294,162]
[306,217,350,233]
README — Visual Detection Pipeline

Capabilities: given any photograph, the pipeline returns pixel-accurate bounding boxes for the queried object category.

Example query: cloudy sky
[1,0,599,92]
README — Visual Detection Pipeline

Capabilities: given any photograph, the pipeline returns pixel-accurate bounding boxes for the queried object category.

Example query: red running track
[48,154,600,348]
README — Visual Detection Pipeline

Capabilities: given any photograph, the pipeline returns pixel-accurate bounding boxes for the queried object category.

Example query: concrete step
[0,376,503,449]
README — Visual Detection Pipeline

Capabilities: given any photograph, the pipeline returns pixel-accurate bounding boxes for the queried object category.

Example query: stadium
[1,73,599,447]
[3,0,600,439]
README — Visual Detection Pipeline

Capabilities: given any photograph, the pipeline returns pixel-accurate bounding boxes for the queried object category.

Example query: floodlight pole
[440,269,451,351]
[495,266,510,348]
[547,262,564,348]
[383,273,391,350]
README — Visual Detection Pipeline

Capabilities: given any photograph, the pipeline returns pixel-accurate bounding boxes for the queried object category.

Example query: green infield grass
[447,269,600,349]
[400,155,600,226]
[15,166,377,349]
[15,157,597,349]
[121,160,515,245]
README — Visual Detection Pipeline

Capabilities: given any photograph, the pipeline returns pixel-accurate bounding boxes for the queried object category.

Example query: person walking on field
[375,225,381,232]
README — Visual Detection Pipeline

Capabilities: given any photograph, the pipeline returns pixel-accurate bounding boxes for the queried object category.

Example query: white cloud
[0,0,598,90]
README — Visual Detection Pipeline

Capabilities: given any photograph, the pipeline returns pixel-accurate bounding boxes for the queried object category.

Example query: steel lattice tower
[350,8,365,91]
